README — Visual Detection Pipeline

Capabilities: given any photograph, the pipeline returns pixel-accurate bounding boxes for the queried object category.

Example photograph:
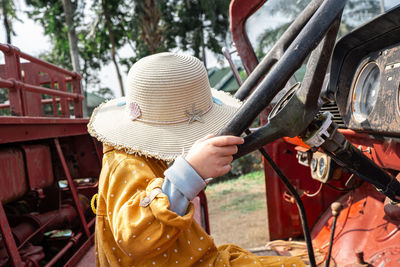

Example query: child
[88,52,304,266]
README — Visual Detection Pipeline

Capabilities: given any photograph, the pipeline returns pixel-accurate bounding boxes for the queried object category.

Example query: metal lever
[303,112,400,202]
[222,47,243,86]
[325,202,342,267]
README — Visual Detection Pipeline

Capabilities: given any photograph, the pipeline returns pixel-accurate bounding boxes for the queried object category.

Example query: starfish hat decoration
[186,103,204,124]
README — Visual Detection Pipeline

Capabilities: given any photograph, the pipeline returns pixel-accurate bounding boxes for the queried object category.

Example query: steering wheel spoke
[220,0,347,158]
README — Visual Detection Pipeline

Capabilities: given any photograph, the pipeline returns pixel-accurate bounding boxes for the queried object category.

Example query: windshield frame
[229,0,267,75]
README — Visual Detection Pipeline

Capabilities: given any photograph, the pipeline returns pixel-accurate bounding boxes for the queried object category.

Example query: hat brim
[88,89,242,161]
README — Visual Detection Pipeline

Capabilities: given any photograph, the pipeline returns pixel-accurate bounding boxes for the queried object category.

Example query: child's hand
[185,134,245,179]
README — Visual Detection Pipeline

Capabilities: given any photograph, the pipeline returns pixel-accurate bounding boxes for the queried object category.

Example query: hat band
[134,104,213,125]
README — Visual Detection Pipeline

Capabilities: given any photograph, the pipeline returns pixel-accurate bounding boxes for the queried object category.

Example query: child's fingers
[223,155,234,165]
[198,133,216,142]
[219,164,232,175]
[216,145,238,156]
[210,136,244,147]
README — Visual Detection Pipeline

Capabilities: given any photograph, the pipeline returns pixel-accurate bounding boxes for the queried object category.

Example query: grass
[206,171,270,248]
[206,171,266,214]
[219,193,265,213]
[206,170,264,201]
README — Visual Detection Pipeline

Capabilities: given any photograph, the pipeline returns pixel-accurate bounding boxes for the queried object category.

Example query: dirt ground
[205,171,270,249]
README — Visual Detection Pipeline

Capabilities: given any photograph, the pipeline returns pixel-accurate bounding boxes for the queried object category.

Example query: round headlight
[352,62,381,123]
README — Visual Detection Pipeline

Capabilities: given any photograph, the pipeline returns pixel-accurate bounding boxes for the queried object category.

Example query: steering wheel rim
[218,0,347,158]
[233,0,324,101]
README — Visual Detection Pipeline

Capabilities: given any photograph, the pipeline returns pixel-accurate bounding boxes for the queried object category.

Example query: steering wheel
[218,0,347,158]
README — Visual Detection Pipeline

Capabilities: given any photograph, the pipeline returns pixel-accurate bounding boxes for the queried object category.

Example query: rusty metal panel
[0,148,27,204]
[22,145,54,190]
[263,139,344,240]
[0,117,89,144]
[54,135,102,180]
[21,63,42,116]
[312,184,400,265]
[4,46,24,116]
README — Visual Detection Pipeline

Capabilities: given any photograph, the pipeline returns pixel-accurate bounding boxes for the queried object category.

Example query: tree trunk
[1,0,11,43]
[380,0,385,13]
[140,0,161,54]
[61,0,88,116]
[200,23,207,69]
[102,0,125,97]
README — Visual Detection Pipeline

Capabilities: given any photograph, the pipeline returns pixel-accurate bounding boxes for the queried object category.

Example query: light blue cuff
[162,156,206,216]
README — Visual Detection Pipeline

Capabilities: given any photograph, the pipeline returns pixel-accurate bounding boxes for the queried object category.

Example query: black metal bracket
[303,112,400,202]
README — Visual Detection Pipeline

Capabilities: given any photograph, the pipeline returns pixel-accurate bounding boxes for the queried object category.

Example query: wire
[303,183,324,197]
[246,126,316,265]
[323,149,386,191]
[325,214,338,267]
[258,147,317,267]
[324,182,354,192]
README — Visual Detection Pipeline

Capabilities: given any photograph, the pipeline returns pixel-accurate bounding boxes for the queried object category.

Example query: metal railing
[0,44,83,118]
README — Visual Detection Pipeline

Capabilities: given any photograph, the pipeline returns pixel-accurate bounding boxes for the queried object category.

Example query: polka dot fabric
[94,146,305,266]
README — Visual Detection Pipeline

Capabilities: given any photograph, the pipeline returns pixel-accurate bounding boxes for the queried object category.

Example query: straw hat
[88,52,242,161]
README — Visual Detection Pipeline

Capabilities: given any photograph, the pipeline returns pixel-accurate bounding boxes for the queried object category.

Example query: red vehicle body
[230,0,400,266]
[0,44,102,266]
[1,0,400,266]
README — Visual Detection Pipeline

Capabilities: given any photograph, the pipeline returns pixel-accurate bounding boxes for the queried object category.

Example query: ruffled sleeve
[162,155,207,216]
[104,156,195,259]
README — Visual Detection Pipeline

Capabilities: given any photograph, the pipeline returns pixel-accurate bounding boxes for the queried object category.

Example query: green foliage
[171,0,230,62]
[0,89,9,115]
[207,170,265,193]
[231,151,263,177]
[25,0,78,70]
[0,89,7,103]
[256,21,291,59]
[255,0,382,60]
[118,0,176,70]
[211,151,263,185]
[120,0,230,68]
[25,0,121,92]
[23,0,231,93]
[343,0,382,29]
[92,87,114,99]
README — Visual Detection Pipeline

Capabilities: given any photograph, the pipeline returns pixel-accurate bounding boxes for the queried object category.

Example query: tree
[100,0,125,96]
[25,0,231,102]
[127,0,176,58]
[169,0,230,68]
[117,0,177,70]
[61,0,80,74]
[254,0,382,59]
[26,0,76,69]
[60,0,90,116]
[93,87,114,99]
[0,0,18,43]
[120,0,230,69]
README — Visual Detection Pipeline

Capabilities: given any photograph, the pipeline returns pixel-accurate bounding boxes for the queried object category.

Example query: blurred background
[0,0,397,113]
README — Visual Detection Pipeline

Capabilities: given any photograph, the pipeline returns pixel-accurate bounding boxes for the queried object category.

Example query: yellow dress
[94,146,305,267]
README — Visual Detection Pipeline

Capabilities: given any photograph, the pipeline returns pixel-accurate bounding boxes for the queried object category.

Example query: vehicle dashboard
[327,5,400,136]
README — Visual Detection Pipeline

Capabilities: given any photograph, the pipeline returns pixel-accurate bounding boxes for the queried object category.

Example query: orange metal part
[312,184,400,266]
